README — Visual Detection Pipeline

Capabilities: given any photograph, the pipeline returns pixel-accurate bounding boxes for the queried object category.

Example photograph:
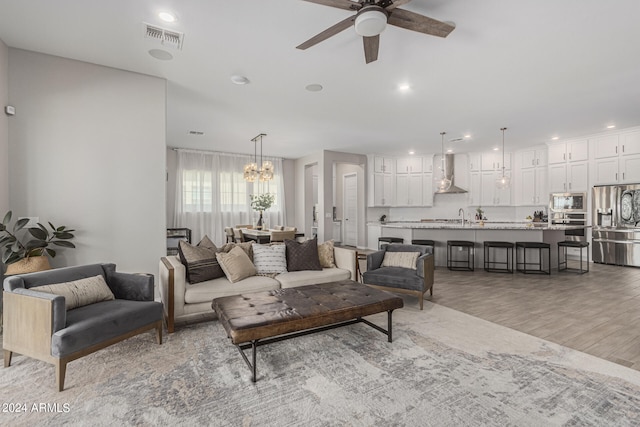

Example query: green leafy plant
[0,211,76,265]
[476,206,484,219]
[249,193,275,211]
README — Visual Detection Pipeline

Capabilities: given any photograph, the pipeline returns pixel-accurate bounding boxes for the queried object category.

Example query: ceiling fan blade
[388,8,455,38]
[380,0,412,11]
[296,15,356,50]
[363,35,379,64]
[301,0,362,12]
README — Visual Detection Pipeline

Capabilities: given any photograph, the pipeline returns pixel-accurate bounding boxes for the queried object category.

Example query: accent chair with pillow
[362,243,434,310]
[2,263,163,391]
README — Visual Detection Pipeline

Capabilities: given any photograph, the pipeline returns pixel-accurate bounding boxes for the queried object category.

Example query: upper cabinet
[548,139,588,164]
[396,156,423,174]
[373,156,394,174]
[468,152,482,172]
[592,130,640,185]
[515,147,547,205]
[481,151,511,171]
[520,148,547,169]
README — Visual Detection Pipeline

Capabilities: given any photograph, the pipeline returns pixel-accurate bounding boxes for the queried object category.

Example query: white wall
[8,49,166,275]
[0,39,8,218]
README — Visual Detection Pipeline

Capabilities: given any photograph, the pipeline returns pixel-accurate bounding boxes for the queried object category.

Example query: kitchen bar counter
[371,221,589,269]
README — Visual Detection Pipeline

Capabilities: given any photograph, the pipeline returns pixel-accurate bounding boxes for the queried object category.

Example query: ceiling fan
[296,0,455,64]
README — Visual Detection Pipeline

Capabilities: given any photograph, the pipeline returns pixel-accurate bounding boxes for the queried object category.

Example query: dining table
[240,228,304,244]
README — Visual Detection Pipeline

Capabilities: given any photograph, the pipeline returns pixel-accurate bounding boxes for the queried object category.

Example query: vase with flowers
[249,193,275,230]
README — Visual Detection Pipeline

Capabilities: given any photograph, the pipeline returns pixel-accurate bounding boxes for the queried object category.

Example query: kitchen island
[373,221,589,269]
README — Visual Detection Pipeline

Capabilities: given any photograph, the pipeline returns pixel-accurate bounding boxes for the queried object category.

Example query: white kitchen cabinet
[396,156,423,174]
[373,173,394,206]
[517,167,547,205]
[468,171,481,205]
[422,173,434,206]
[469,153,482,171]
[481,151,511,171]
[373,156,394,174]
[592,131,640,185]
[548,139,588,164]
[423,155,434,173]
[548,162,588,193]
[395,174,423,206]
[478,170,511,206]
[520,148,547,169]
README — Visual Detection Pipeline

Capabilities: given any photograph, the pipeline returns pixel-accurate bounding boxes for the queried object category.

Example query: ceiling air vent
[143,23,184,50]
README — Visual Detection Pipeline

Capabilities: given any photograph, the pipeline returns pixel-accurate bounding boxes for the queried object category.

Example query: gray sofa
[362,244,434,310]
[3,263,163,391]
[159,246,357,332]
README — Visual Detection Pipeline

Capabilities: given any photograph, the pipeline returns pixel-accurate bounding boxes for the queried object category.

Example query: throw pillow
[178,237,225,284]
[317,239,336,268]
[219,242,254,261]
[36,275,115,310]
[381,251,420,270]
[252,243,288,274]
[216,246,257,283]
[285,237,322,271]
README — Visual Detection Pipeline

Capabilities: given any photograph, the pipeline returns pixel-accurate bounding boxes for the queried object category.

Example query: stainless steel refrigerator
[592,184,640,267]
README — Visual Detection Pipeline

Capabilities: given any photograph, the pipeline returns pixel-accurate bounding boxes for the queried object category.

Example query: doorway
[343,173,358,247]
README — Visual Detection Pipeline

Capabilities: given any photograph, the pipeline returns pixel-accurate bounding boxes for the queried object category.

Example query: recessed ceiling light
[398,84,411,92]
[464,134,471,139]
[158,11,177,23]
[408,150,415,155]
[551,136,559,140]
[607,124,616,129]
[446,149,453,153]
[148,49,173,60]
[230,75,250,85]
[305,84,323,92]
[493,147,499,151]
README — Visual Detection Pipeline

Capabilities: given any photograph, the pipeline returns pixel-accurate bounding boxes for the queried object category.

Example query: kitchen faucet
[458,208,465,226]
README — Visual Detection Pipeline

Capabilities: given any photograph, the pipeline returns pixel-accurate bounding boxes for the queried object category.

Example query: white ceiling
[1,0,639,159]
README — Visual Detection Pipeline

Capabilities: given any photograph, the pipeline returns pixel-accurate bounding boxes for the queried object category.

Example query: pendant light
[435,131,452,192]
[243,133,274,182]
[495,127,511,189]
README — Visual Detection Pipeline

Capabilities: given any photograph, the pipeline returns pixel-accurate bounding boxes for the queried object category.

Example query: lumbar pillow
[36,275,115,310]
[177,236,225,283]
[216,246,257,283]
[381,251,420,270]
[252,243,287,274]
[285,237,322,271]
[317,239,336,268]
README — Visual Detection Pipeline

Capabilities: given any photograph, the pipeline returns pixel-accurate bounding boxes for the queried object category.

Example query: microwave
[549,192,587,212]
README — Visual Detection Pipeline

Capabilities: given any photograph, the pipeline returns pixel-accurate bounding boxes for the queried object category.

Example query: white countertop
[368,221,588,231]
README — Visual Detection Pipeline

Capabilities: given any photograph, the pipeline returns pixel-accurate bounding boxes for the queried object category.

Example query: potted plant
[249,193,275,230]
[0,211,76,275]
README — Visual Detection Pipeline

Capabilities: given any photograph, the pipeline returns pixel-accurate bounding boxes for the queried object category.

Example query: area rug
[2,301,640,426]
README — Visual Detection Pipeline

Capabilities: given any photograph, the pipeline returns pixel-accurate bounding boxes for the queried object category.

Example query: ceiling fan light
[355,8,388,37]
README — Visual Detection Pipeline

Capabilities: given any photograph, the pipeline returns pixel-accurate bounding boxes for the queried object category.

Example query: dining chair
[234,224,253,229]
[269,230,296,242]
[224,227,235,243]
[233,228,245,243]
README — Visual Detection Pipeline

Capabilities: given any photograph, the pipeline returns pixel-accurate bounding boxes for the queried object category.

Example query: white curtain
[173,150,286,245]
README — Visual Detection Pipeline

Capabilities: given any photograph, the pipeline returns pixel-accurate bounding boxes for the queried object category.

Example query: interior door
[343,173,358,246]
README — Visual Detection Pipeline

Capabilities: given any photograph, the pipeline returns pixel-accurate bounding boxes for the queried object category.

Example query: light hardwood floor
[426,263,640,370]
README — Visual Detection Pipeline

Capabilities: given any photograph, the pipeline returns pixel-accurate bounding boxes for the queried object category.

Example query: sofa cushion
[285,237,322,271]
[216,246,257,283]
[318,240,336,268]
[252,243,288,274]
[185,274,280,304]
[35,275,115,310]
[51,299,162,357]
[178,237,225,283]
[276,267,351,288]
[382,252,419,270]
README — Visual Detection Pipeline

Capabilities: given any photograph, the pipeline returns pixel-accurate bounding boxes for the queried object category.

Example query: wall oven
[549,192,587,241]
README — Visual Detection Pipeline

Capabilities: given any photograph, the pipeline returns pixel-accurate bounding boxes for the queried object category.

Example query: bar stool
[515,242,550,274]
[378,237,403,250]
[483,241,514,273]
[411,239,435,248]
[558,241,590,274]
[447,240,475,271]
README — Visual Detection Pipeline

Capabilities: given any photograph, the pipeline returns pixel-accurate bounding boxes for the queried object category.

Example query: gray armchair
[2,263,163,391]
[362,244,434,310]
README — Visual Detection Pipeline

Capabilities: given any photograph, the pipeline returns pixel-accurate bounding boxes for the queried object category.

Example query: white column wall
[8,49,166,275]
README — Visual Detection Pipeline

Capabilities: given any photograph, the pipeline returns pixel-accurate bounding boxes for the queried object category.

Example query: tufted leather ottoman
[212,280,403,382]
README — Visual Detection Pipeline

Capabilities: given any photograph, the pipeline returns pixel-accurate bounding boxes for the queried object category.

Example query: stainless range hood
[435,153,467,194]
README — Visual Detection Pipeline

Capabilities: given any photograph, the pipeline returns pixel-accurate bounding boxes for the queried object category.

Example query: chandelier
[243,133,274,182]
[435,131,452,192]
[495,127,511,189]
